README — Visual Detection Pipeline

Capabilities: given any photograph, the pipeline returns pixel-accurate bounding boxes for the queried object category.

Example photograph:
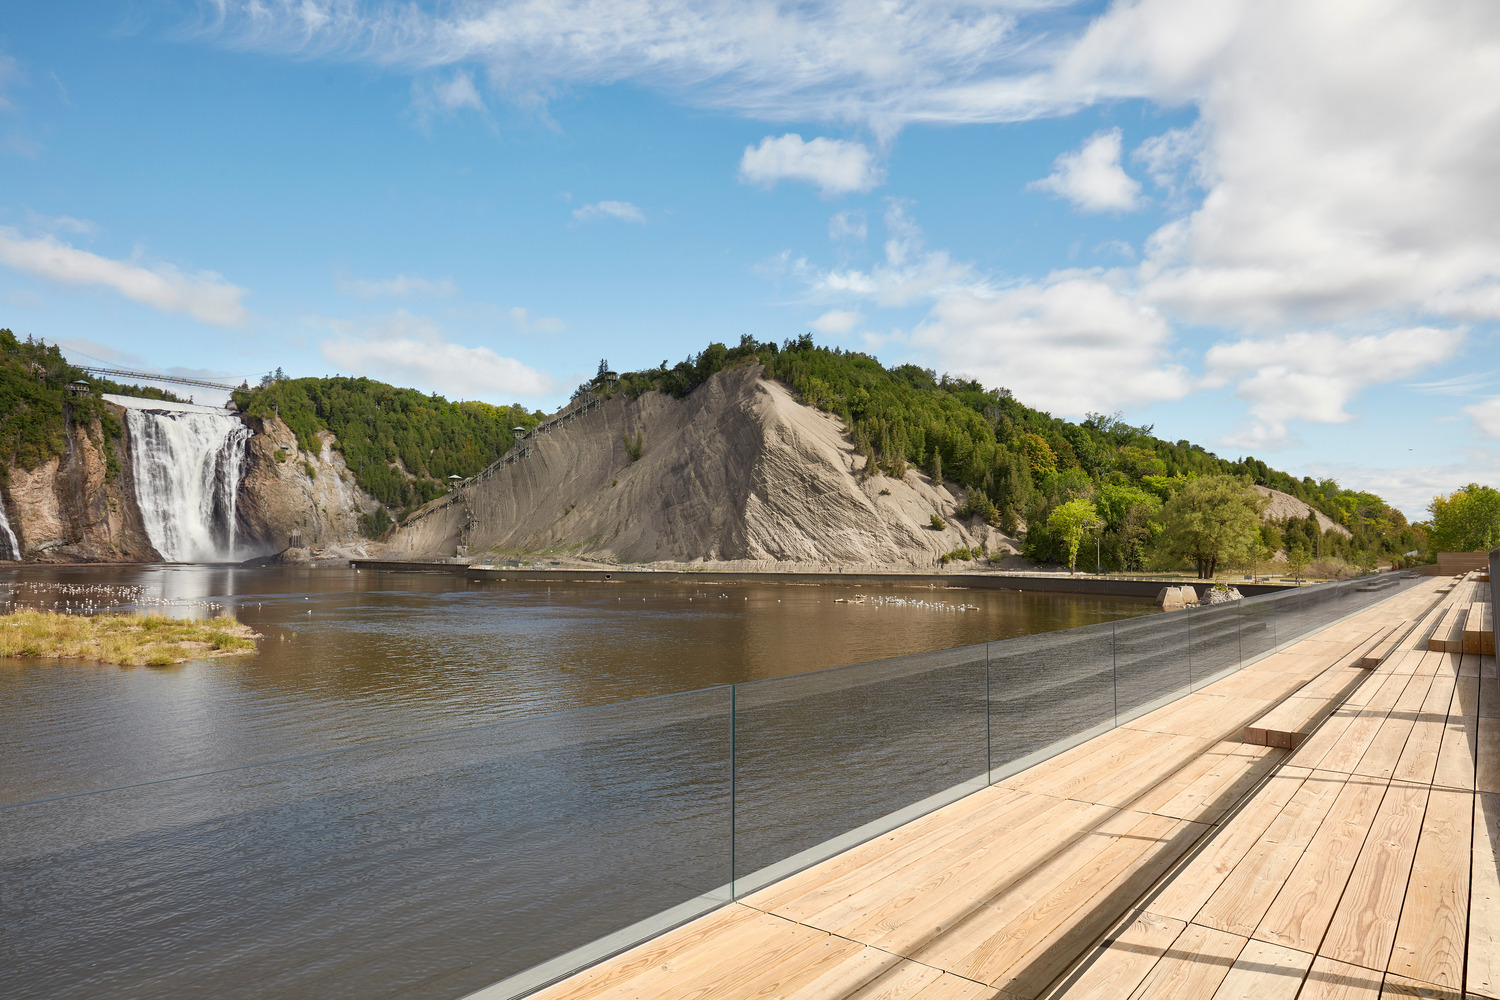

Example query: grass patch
[0,611,260,666]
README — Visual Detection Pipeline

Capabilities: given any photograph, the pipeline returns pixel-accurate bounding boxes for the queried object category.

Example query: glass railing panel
[1112,610,1194,718]
[0,685,733,1000]
[986,621,1116,768]
[1186,602,1243,689]
[730,644,987,892]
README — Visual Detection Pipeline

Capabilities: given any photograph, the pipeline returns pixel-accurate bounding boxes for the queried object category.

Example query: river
[0,564,1157,1000]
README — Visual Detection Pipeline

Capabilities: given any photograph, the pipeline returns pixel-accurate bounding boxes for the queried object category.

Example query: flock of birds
[834,594,980,613]
[0,582,227,617]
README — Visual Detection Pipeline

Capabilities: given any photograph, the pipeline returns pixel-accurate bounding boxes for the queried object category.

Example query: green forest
[0,329,181,482]
[615,335,1426,574]
[0,325,1467,573]
[230,376,544,515]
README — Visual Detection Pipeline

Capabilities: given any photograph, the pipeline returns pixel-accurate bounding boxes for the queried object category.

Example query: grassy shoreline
[0,611,259,666]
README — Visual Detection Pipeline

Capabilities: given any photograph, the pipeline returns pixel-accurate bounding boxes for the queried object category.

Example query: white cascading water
[0,491,19,561]
[121,403,252,562]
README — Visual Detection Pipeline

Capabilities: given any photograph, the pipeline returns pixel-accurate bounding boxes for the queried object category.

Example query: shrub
[930,514,947,531]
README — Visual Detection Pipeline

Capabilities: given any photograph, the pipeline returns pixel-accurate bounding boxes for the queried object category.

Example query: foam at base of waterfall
[125,407,251,562]
[0,492,19,561]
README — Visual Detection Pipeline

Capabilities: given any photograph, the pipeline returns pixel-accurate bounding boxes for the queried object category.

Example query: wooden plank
[977,819,1208,999]
[1481,716,1500,795]
[1054,910,1185,1000]
[1393,673,1457,785]
[526,903,763,1000]
[843,961,945,1000]
[886,807,1167,961]
[907,972,1003,1000]
[1466,603,1489,655]
[1149,745,1284,825]
[1122,922,1245,1000]
[1362,621,1408,668]
[1208,940,1313,1000]
[1471,792,1500,999]
[799,798,1109,941]
[1426,608,1454,651]
[765,788,1063,923]
[1379,972,1463,998]
[1387,787,1473,991]
[1297,956,1384,1000]
[745,785,1030,914]
[1252,774,1388,953]
[778,947,906,1000]
[1319,780,1431,970]
[1148,769,1312,924]
[1193,772,1350,936]
[720,934,871,1000]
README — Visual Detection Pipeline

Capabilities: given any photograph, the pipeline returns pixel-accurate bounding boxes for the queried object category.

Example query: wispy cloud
[1405,372,1498,396]
[0,227,249,326]
[336,272,458,298]
[572,200,645,224]
[509,306,565,333]
[319,310,559,400]
[739,134,883,196]
[810,309,862,335]
[411,69,486,126]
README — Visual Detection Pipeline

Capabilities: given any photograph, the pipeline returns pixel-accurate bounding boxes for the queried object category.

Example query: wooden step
[1359,620,1407,668]
[1245,637,1384,748]
[1427,606,1468,652]
[1465,601,1495,656]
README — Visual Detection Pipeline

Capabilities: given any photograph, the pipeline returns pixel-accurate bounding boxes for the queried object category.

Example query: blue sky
[2,0,1499,517]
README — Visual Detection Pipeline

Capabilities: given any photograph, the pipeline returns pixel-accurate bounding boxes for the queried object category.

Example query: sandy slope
[388,364,1018,569]
[1253,485,1353,538]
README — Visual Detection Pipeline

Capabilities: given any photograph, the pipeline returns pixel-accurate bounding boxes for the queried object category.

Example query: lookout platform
[502,572,1497,1000]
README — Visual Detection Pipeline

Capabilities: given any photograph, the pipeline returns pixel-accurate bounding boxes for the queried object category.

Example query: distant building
[66,380,91,397]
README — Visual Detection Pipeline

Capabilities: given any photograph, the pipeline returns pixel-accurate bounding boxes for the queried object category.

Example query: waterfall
[118,401,252,562]
[0,491,19,561]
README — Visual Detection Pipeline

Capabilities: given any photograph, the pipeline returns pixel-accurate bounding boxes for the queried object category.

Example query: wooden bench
[1464,600,1494,655]
[1359,619,1409,667]
[1245,629,1390,748]
[1427,605,1468,652]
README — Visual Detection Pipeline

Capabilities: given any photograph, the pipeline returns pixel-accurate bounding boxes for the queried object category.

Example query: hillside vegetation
[1,329,180,479]
[231,376,544,514]
[613,335,1423,572]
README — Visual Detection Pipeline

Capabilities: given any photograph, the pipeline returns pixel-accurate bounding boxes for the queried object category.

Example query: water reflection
[0,564,1155,803]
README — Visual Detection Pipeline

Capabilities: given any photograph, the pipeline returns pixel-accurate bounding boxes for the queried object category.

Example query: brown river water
[0,564,1158,1000]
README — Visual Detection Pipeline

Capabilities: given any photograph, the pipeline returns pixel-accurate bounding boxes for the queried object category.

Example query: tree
[1428,483,1500,552]
[1155,475,1267,579]
[1287,544,1311,581]
[1048,498,1101,573]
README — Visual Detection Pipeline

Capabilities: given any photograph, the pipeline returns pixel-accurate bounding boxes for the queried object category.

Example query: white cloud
[337,272,458,298]
[508,306,566,333]
[26,211,98,237]
[829,210,867,243]
[319,311,559,400]
[1465,397,1500,439]
[814,202,975,307]
[1028,128,1142,212]
[412,69,486,124]
[572,200,646,224]
[739,134,882,196]
[1205,327,1466,447]
[0,228,248,326]
[810,309,862,335]
[912,275,1191,416]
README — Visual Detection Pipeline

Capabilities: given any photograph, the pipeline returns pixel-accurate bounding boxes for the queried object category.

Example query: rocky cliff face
[235,412,382,552]
[0,402,381,564]
[391,364,1018,569]
[2,407,159,562]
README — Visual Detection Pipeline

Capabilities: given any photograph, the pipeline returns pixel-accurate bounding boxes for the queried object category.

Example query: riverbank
[350,559,1306,599]
[0,610,259,665]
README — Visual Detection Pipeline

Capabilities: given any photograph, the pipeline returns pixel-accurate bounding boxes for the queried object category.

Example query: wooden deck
[515,575,1497,1000]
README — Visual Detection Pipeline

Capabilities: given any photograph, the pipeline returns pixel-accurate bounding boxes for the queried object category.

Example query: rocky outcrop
[2,406,159,562]
[390,364,1018,568]
[235,413,382,552]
